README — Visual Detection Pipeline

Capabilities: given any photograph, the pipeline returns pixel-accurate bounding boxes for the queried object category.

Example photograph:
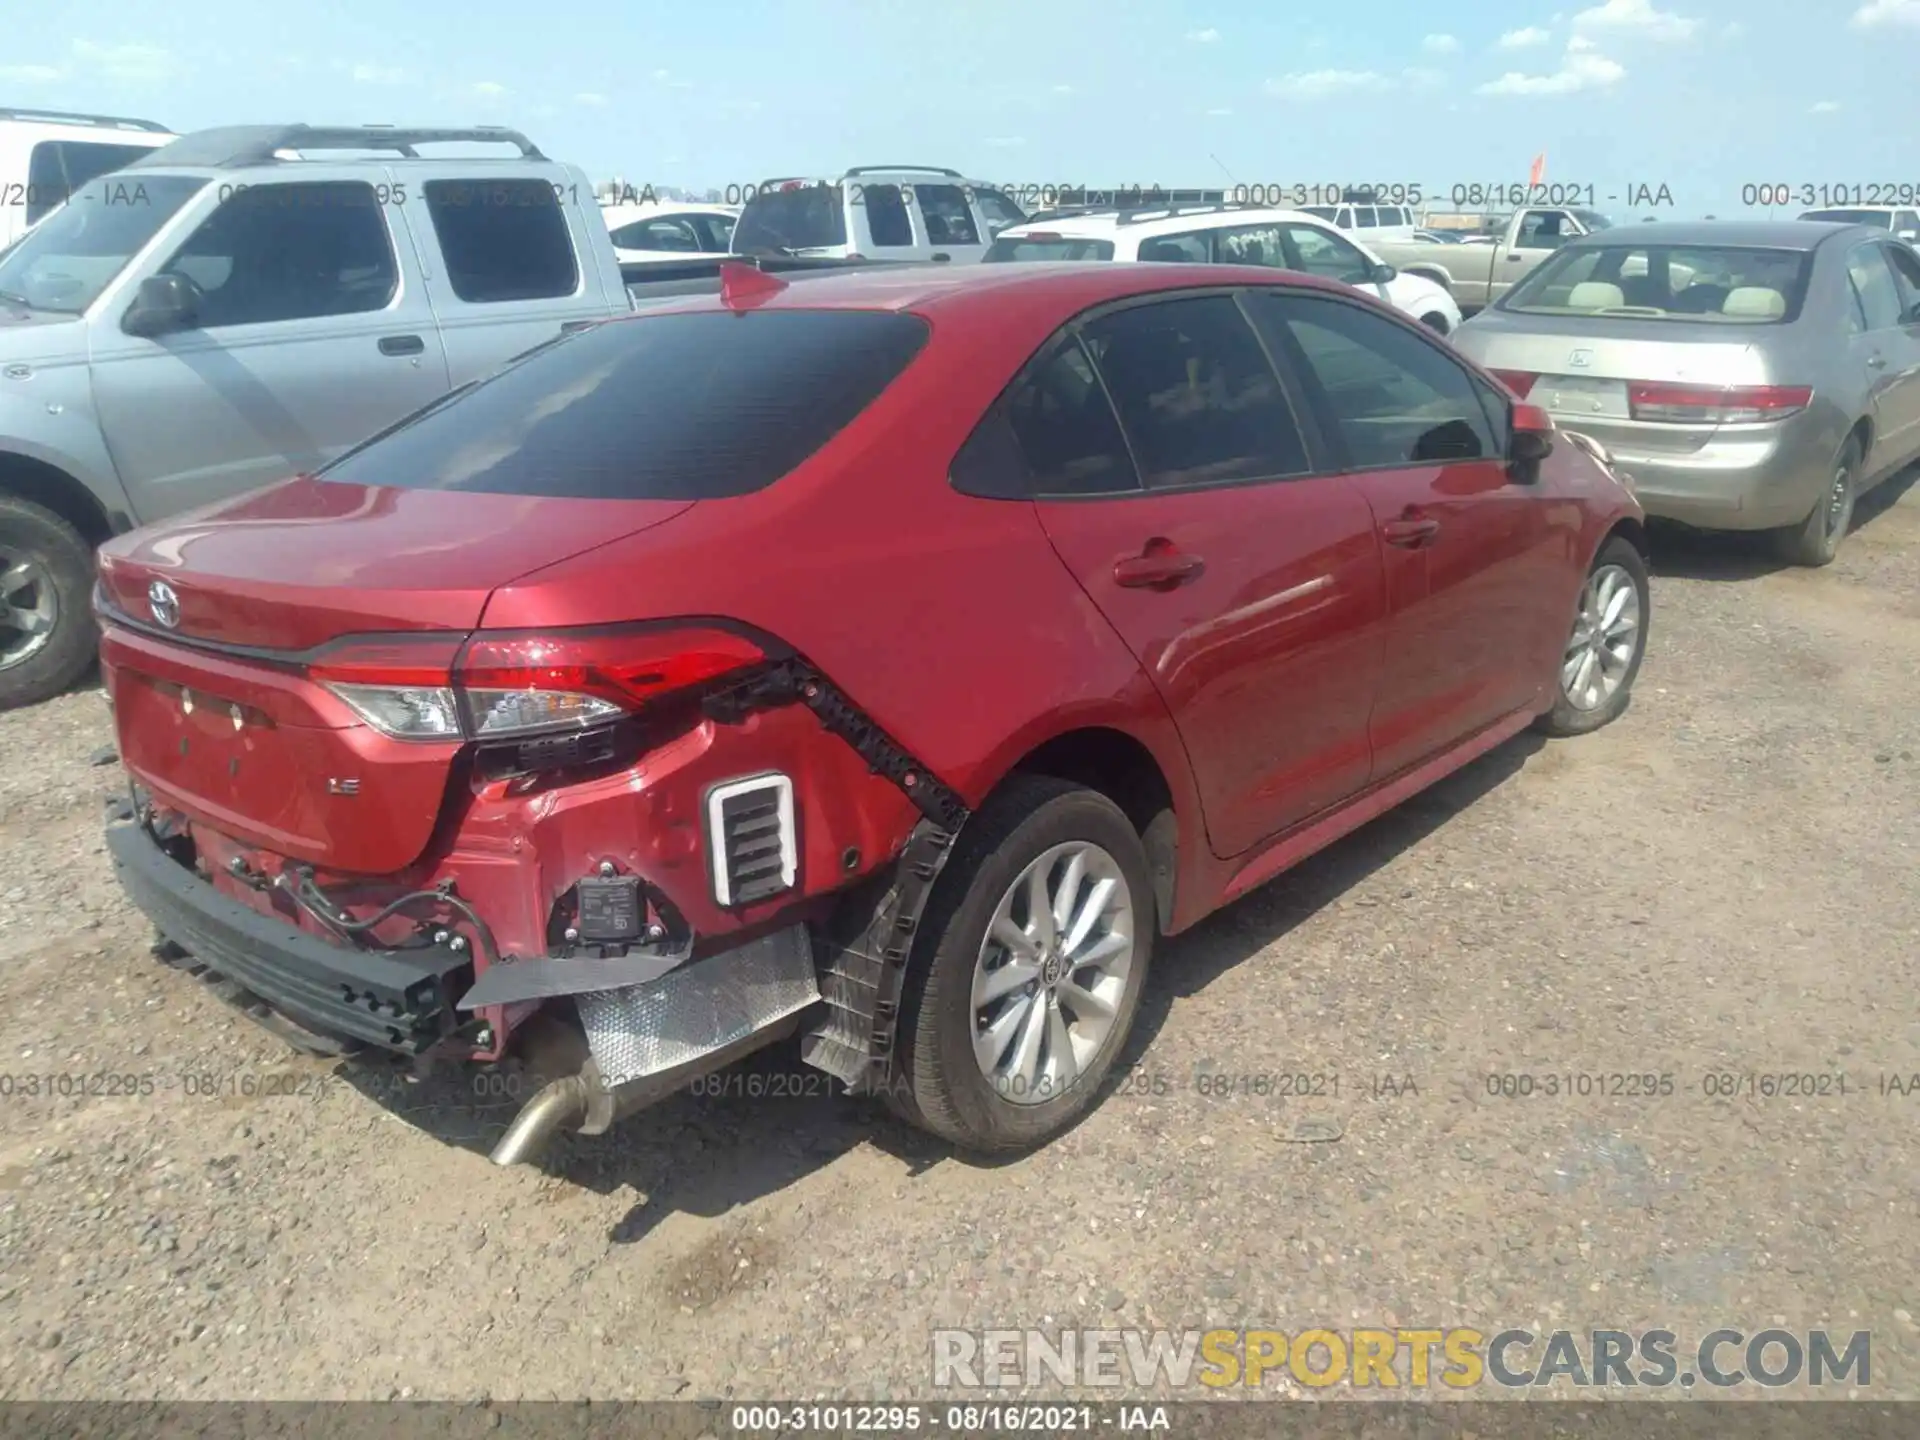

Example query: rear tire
[888,774,1152,1152]
[0,494,97,711]
[1534,535,1649,738]
[1772,437,1858,568]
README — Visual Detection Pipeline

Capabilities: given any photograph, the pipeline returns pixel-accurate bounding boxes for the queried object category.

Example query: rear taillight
[1626,382,1812,424]
[1489,369,1538,398]
[308,626,766,742]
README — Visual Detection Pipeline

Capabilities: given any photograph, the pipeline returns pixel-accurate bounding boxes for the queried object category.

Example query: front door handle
[561,319,597,334]
[1382,516,1441,548]
[1868,354,1887,369]
[930,252,952,262]
[378,334,425,356]
[1114,542,1205,589]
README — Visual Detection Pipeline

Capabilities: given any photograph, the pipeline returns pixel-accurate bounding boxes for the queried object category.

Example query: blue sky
[6,0,1919,217]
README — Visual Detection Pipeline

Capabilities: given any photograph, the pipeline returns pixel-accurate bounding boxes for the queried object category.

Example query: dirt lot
[1,477,1917,1403]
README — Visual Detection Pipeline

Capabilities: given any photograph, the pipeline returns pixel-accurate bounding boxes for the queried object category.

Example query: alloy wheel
[1823,462,1855,546]
[970,840,1136,1106]
[0,550,57,672]
[1561,563,1641,712]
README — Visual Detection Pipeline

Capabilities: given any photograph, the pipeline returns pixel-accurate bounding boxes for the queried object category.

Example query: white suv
[0,108,177,249]
[984,204,1465,334]
[1297,200,1420,241]
[730,166,1028,264]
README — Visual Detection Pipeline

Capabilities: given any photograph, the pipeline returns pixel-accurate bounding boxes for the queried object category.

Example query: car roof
[1000,206,1341,241]
[1567,219,1873,249]
[602,201,739,222]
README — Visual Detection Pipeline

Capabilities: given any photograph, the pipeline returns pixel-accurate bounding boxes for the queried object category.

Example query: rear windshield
[1500,243,1812,323]
[1800,208,1893,228]
[983,235,1116,262]
[318,309,929,499]
[733,186,847,252]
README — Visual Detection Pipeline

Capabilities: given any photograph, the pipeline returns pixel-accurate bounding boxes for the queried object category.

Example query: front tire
[1534,535,1649,738]
[0,494,98,711]
[1419,311,1452,335]
[889,775,1153,1152]
[1772,437,1858,568]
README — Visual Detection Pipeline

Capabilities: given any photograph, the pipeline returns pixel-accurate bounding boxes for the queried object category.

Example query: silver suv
[731,166,1027,264]
[0,123,638,708]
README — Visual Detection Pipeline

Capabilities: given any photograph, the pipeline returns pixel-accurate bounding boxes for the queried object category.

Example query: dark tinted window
[1137,230,1211,262]
[983,235,1116,262]
[693,214,736,251]
[1252,293,1495,469]
[160,181,397,327]
[319,310,929,499]
[733,185,848,251]
[861,184,912,247]
[1081,295,1310,489]
[916,184,979,246]
[25,140,158,224]
[1882,243,1920,318]
[610,215,702,251]
[1005,340,1140,496]
[423,179,578,303]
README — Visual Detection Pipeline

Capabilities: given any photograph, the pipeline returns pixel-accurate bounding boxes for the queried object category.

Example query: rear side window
[1251,292,1495,469]
[1848,244,1905,330]
[983,235,1116,262]
[1503,244,1813,323]
[1081,295,1310,489]
[733,186,848,252]
[861,184,913,247]
[318,310,929,499]
[423,179,578,303]
[1137,231,1211,262]
[1004,340,1140,496]
[916,184,980,246]
[25,140,158,224]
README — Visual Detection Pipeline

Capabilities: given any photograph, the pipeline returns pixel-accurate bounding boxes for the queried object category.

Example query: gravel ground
[1,474,1916,1403]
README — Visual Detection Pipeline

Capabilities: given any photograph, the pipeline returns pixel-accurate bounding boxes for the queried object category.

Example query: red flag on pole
[1529,152,1546,187]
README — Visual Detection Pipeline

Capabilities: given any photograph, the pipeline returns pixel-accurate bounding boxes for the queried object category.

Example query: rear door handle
[1382,516,1441,548]
[378,334,425,356]
[1113,546,1205,589]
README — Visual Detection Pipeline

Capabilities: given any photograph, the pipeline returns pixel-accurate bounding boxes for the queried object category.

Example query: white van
[730,166,1027,264]
[0,108,177,249]
[1298,200,1420,243]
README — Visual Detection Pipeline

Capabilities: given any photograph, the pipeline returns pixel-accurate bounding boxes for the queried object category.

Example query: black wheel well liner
[0,451,117,547]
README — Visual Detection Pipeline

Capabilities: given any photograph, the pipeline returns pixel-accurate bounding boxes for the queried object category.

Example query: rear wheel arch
[1846,416,1873,464]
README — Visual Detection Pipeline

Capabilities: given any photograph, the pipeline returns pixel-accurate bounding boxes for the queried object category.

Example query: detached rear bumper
[106,822,470,1055]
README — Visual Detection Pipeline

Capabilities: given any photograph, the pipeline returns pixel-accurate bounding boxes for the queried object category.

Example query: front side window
[1215,225,1287,268]
[0,173,204,313]
[733,185,848,251]
[423,178,578,303]
[916,184,980,246]
[320,309,929,499]
[1353,206,1379,229]
[862,184,913,247]
[1516,210,1570,248]
[692,214,736,251]
[974,188,1028,234]
[1281,224,1374,286]
[1080,294,1311,490]
[610,215,703,252]
[1252,293,1495,469]
[159,181,397,328]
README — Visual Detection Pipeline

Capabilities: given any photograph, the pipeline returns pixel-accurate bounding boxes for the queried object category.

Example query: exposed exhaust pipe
[487,1014,805,1167]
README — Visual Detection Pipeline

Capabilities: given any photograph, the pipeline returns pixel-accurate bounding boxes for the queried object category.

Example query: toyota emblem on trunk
[147,580,180,629]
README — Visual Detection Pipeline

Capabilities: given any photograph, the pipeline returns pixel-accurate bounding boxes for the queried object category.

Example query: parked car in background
[0,122,890,710]
[1371,206,1614,314]
[1298,200,1420,241]
[731,166,1027,264]
[985,203,1464,334]
[602,201,738,262]
[1453,220,1920,565]
[96,257,1646,1169]
[1411,229,1464,244]
[0,108,177,249]
[1797,206,1920,251]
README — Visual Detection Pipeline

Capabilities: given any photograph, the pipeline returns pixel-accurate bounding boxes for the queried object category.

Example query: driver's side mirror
[1369,261,1396,284]
[1508,401,1554,480]
[122,273,197,337]
[1900,230,1918,242]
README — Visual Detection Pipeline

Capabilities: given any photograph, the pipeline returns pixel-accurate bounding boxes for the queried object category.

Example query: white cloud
[0,63,62,82]
[1265,69,1392,99]
[1402,66,1448,86]
[1851,0,1920,25]
[350,63,407,84]
[1477,38,1625,93]
[574,91,608,106]
[471,80,508,97]
[1572,0,1700,39]
[70,39,177,83]
[1186,27,1221,41]
[1499,26,1553,46]
[984,136,1025,147]
[1052,83,1074,93]
[1810,99,1841,112]
[1206,106,1233,115]
[1422,33,1460,52]
[650,67,694,89]
[1722,20,1746,35]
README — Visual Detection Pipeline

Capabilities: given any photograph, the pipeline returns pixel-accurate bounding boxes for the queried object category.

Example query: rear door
[1249,290,1553,776]
[88,172,450,520]
[403,168,621,385]
[1844,240,1920,469]
[1021,291,1387,857]
[1870,241,1920,467]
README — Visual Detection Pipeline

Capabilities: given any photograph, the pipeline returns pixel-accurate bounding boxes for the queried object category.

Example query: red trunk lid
[98,477,694,875]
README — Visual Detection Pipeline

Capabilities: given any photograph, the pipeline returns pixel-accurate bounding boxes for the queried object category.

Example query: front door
[1248,289,1552,779]
[1021,292,1388,857]
[88,174,449,522]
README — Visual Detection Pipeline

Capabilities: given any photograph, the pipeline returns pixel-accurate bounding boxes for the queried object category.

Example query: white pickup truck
[1367,205,1615,315]
[0,123,893,708]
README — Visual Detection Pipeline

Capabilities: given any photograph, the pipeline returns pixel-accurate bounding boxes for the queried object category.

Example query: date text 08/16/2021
[605,180,1678,210]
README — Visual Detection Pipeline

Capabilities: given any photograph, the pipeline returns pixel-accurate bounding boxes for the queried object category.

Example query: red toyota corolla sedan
[95,260,1648,1164]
